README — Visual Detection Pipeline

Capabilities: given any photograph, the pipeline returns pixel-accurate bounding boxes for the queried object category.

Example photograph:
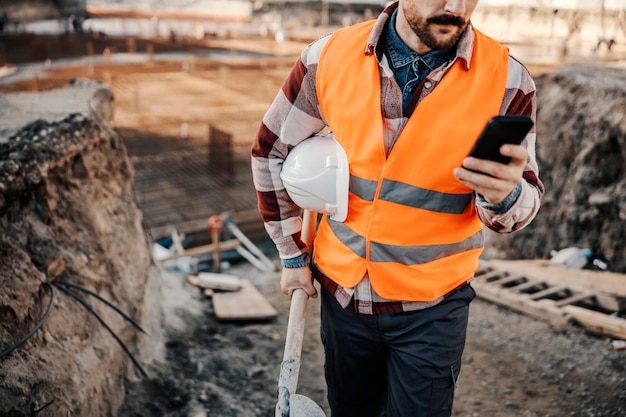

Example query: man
[251,1,544,416]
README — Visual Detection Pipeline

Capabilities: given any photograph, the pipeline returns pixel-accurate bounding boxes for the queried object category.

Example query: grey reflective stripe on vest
[328,219,367,258]
[329,172,483,264]
[380,179,474,214]
[370,230,484,265]
[350,175,377,201]
[350,175,474,214]
[328,220,484,265]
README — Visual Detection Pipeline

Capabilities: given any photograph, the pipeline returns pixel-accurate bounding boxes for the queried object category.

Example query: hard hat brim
[329,139,349,222]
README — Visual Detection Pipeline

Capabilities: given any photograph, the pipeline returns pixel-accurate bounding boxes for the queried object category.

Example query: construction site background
[0,1,625,417]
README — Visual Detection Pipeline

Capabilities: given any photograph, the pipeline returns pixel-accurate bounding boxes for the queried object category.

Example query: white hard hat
[280,133,349,222]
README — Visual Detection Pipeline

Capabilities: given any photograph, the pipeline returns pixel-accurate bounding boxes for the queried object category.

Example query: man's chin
[412,23,465,51]
[429,37,459,51]
[435,24,459,34]
[429,28,463,50]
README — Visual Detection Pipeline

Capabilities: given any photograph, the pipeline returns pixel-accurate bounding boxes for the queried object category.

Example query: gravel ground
[114,254,626,417]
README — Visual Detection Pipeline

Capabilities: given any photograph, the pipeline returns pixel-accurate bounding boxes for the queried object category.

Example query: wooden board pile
[475,260,626,340]
[187,272,278,321]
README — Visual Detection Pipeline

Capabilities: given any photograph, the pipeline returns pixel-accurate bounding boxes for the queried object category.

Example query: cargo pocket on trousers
[428,364,459,417]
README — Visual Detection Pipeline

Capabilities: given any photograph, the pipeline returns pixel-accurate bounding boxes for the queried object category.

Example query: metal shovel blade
[289,394,326,417]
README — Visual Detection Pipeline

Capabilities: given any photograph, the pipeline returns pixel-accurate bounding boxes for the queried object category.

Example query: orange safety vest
[314,20,509,301]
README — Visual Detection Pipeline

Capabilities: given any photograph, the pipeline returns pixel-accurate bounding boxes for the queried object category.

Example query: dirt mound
[484,64,626,273]
[0,112,162,416]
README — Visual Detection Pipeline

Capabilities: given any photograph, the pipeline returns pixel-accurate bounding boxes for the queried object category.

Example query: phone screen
[468,116,534,164]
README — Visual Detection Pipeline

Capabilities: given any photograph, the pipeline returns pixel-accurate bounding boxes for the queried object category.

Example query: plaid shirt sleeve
[250,35,331,259]
[476,55,545,233]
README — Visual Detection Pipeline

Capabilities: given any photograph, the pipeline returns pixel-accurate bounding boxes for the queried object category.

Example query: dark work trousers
[320,284,475,417]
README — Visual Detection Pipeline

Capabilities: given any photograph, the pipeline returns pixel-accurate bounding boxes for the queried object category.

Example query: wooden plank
[493,274,527,287]
[595,294,622,313]
[158,238,240,261]
[528,285,570,300]
[474,261,626,339]
[512,280,547,293]
[474,269,509,282]
[473,282,569,328]
[148,209,264,242]
[553,292,594,307]
[213,279,278,321]
[187,272,242,291]
[562,305,626,339]
[481,259,626,297]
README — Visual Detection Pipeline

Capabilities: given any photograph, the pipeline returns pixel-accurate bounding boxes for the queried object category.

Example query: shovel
[275,210,326,417]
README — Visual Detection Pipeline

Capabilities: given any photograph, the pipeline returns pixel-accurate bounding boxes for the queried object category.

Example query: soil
[0,111,163,416]
[1,9,626,417]
[114,257,626,417]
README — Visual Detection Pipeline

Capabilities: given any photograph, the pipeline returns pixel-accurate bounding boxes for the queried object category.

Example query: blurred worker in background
[251,0,544,416]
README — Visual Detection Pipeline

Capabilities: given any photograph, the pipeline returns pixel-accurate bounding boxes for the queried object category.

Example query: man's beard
[409,14,468,51]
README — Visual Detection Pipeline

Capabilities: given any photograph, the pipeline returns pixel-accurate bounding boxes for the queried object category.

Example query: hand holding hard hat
[280,133,349,222]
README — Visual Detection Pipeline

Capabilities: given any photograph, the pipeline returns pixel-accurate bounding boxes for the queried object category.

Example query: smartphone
[468,115,534,164]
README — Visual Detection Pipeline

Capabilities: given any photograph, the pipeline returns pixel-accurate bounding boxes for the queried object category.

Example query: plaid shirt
[251,2,544,314]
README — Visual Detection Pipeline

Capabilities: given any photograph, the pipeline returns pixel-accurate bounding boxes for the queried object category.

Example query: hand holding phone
[468,115,534,165]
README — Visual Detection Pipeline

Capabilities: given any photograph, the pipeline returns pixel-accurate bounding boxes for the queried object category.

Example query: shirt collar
[365,0,475,71]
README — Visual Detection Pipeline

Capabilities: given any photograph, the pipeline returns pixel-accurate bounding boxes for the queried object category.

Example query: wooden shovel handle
[301,209,317,253]
[279,210,318,395]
